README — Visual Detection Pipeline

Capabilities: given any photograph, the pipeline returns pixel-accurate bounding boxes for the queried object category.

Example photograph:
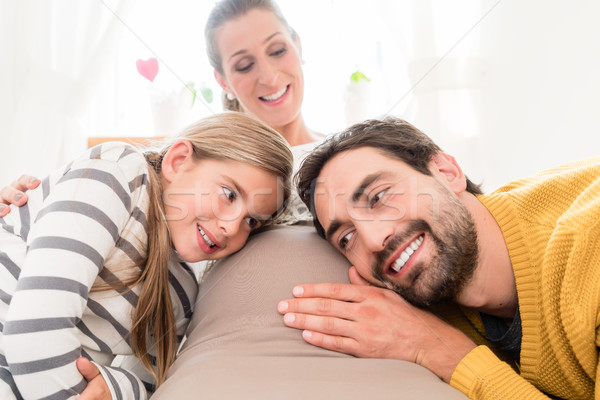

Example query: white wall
[442,0,600,190]
[1,0,599,191]
[0,1,17,154]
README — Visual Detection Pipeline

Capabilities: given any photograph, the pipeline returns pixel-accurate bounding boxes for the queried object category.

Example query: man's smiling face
[313,146,479,307]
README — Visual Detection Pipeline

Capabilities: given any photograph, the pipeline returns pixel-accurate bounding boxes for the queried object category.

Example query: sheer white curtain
[371,0,488,188]
[373,0,600,190]
[0,0,134,185]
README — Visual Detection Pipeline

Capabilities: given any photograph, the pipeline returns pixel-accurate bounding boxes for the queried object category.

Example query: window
[84,0,411,137]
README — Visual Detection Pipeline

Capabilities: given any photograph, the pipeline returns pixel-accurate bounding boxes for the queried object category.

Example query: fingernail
[0,204,6,212]
[302,330,312,340]
[15,194,23,202]
[277,301,288,312]
[284,313,295,324]
[292,286,304,296]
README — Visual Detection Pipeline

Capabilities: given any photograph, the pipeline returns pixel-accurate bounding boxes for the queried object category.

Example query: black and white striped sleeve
[3,145,149,400]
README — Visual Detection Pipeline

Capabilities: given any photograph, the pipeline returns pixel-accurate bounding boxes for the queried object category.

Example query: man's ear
[161,139,194,183]
[430,152,467,194]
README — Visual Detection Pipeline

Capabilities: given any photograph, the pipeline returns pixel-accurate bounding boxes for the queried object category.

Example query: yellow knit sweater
[448,157,600,399]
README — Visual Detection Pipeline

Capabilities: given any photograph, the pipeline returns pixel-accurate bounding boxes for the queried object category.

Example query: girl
[0,112,293,400]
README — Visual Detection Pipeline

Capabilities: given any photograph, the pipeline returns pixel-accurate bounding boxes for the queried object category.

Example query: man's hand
[77,357,112,400]
[0,175,40,217]
[277,267,477,383]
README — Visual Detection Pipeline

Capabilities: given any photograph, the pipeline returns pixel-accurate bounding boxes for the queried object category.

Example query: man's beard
[371,187,479,308]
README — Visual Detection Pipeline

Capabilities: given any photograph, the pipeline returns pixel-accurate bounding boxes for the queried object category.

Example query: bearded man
[278,117,600,399]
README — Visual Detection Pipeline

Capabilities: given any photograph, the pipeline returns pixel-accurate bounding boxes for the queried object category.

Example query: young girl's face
[162,156,283,262]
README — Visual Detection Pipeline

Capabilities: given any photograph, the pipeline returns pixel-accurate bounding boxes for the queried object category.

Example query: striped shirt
[0,143,198,400]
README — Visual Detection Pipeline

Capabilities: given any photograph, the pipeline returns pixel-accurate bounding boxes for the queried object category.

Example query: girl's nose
[217,216,243,238]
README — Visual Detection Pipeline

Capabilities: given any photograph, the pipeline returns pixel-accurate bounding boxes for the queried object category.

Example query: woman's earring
[226,93,235,101]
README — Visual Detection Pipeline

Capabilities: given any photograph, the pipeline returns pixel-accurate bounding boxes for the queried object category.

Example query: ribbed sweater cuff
[450,345,506,397]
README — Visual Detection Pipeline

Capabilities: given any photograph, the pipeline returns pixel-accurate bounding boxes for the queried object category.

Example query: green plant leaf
[185,82,197,106]
[201,86,213,103]
[350,70,371,83]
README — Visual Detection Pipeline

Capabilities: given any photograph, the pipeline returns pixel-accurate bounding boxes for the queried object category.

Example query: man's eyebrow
[325,173,384,241]
[351,173,383,202]
[325,220,342,242]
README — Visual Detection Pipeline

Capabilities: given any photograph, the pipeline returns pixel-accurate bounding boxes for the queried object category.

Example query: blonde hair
[135,112,292,387]
[205,0,297,112]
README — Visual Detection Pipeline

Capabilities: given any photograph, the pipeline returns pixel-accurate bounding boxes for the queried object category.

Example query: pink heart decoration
[136,57,159,82]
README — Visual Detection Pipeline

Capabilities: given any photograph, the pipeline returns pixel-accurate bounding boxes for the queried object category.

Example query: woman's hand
[0,175,40,217]
[77,357,112,400]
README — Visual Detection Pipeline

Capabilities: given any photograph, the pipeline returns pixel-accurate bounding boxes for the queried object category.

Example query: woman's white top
[276,141,321,225]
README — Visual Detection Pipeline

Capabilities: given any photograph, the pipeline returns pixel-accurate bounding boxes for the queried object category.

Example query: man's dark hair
[296,116,483,238]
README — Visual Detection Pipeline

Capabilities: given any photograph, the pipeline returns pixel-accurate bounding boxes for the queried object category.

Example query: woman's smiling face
[214,8,304,131]
[162,156,283,262]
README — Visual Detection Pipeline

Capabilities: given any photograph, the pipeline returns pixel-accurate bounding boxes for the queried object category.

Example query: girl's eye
[369,190,386,208]
[223,187,236,202]
[245,217,260,229]
[339,231,354,250]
